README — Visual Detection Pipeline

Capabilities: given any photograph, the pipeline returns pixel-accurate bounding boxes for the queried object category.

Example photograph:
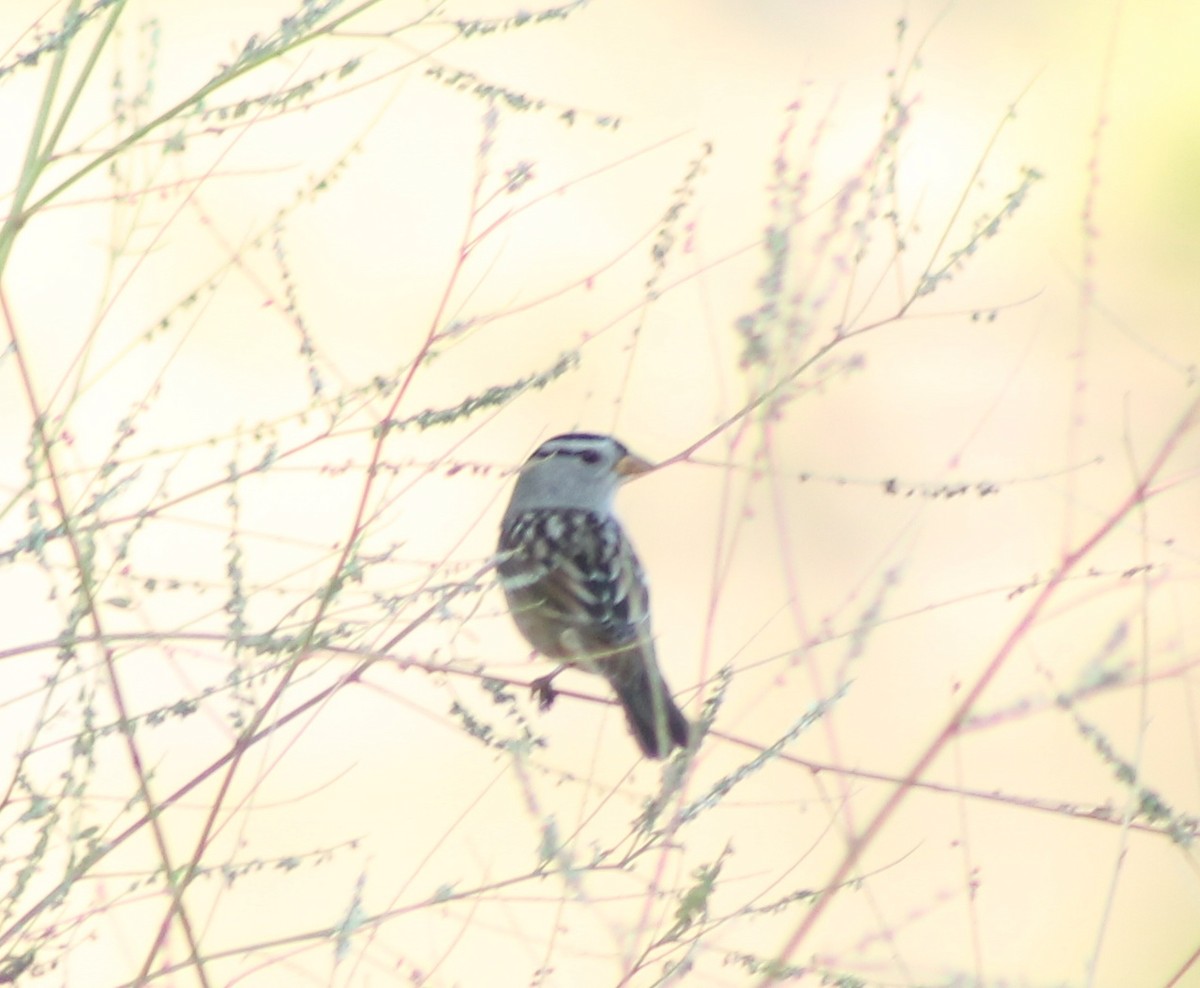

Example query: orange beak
[615,452,654,479]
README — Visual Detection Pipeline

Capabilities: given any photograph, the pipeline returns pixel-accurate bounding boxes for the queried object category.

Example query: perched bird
[497,433,691,758]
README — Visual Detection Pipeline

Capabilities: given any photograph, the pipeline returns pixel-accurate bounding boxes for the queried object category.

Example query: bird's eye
[580,449,601,465]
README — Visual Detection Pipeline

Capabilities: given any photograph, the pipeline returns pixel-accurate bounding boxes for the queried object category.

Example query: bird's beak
[615,452,655,479]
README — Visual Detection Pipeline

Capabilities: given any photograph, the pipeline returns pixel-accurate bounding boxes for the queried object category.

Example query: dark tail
[606,654,690,759]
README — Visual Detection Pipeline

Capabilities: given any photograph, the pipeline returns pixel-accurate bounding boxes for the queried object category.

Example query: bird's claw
[531,673,559,711]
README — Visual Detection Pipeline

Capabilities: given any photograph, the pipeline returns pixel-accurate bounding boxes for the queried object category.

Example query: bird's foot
[531,669,562,711]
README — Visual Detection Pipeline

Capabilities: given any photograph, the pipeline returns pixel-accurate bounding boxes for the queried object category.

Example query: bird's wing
[499,508,650,656]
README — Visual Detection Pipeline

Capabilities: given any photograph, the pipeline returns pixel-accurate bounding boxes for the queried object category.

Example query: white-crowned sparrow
[497,433,691,758]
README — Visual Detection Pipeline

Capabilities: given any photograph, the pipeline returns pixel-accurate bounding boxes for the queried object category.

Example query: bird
[497,433,691,759]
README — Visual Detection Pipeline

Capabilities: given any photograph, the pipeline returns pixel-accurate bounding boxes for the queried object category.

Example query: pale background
[0,1,1198,986]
